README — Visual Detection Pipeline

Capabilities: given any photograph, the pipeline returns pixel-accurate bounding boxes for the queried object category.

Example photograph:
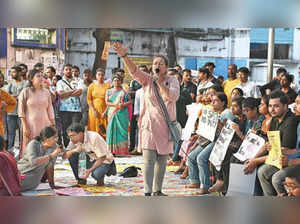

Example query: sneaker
[153,191,168,196]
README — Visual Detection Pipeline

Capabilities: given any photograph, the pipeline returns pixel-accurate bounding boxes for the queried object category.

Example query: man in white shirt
[236,67,261,98]
[63,123,116,186]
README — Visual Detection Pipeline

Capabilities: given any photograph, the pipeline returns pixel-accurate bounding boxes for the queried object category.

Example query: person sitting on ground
[17,126,63,191]
[62,123,116,186]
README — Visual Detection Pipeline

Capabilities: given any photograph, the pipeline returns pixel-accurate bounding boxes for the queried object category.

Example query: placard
[209,120,235,171]
[196,108,219,141]
[181,103,202,140]
[234,131,265,162]
[265,131,282,169]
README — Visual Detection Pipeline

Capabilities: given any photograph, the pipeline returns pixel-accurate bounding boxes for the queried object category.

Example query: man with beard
[18,63,28,82]
[5,66,27,149]
[181,69,197,102]
[260,67,287,95]
[56,64,83,147]
[78,69,93,127]
[223,64,240,106]
[204,62,219,85]
[257,90,298,196]
[71,65,82,88]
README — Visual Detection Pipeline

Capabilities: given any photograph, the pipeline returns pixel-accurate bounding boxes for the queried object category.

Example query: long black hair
[35,126,57,142]
[27,69,41,91]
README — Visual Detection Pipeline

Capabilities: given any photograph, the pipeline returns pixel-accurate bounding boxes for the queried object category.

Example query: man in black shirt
[258,90,298,196]
[260,67,287,95]
[181,69,197,102]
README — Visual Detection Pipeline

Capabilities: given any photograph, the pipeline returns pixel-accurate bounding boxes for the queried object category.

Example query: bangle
[121,53,127,58]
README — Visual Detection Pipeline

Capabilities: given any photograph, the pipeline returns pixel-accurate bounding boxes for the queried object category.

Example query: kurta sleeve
[0,89,17,113]
[132,69,152,86]
[18,88,28,118]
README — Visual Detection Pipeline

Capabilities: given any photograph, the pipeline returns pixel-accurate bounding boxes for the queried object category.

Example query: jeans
[6,115,21,149]
[188,143,214,189]
[257,164,287,196]
[60,111,82,147]
[68,152,116,182]
[171,140,183,162]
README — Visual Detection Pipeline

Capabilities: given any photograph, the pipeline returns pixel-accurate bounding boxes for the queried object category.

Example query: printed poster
[265,131,282,169]
[209,120,235,171]
[181,103,202,140]
[196,108,219,141]
[234,131,265,162]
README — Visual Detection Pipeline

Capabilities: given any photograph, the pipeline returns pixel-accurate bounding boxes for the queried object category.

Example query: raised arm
[113,42,150,86]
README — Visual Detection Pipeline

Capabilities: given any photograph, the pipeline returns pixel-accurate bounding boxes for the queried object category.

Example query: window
[250,43,290,59]
[11,28,58,48]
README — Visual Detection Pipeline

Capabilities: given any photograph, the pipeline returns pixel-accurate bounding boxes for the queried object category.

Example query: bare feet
[185,184,200,189]
[175,166,186,174]
[193,188,210,195]
[180,167,188,179]
[167,159,181,166]
[208,180,225,193]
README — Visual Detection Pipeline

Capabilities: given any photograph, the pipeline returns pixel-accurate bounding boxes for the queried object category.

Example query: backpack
[119,166,141,178]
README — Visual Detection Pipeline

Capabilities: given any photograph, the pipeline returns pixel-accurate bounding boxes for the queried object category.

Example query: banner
[265,131,282,169]
[101,41,111,61]
[234,131,265,162]
[209,120,235,171]
[181,103,202,140]
[196,108,219,141]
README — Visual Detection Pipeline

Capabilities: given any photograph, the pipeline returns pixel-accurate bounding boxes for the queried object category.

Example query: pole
[267,28,275,82]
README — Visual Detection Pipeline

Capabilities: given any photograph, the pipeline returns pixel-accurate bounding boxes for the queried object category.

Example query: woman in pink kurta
[18,69,55,158]
[114,42,180,196]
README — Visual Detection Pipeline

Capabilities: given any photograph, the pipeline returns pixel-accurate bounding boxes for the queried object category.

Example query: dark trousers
[6,115,21,149]
[129,114,138,151]
[59,111,82,148]
[68,152,116,182]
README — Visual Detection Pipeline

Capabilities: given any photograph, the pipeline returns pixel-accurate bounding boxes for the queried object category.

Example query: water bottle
[78,151,87,179]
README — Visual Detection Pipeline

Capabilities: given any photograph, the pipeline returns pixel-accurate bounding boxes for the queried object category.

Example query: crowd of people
[1,42,300,197]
